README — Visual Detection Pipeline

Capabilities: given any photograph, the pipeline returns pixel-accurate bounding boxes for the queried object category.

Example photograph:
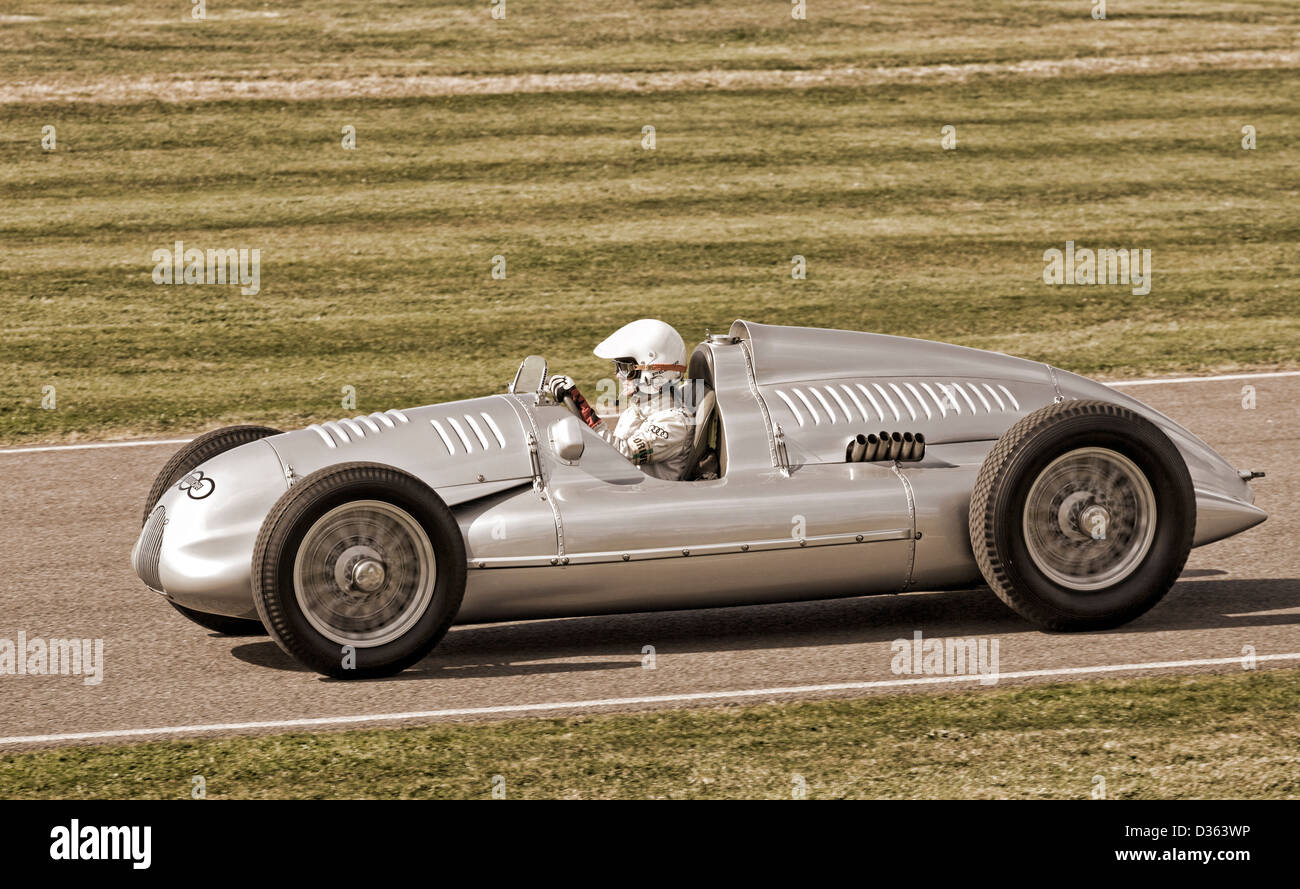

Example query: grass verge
[2,668,1297,799]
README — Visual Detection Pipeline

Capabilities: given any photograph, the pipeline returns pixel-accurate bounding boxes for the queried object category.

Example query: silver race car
[132,321,1266,678]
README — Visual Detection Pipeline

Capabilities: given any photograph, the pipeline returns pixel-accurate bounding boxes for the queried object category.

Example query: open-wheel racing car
[133,321,1267,678]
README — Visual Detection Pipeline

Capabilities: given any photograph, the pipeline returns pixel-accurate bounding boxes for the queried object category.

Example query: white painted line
[1106,370,1300,387]
[1225,606,1300,619]
[2,652,1295,748]
[0,438,192,455]
[1,369,1296,456]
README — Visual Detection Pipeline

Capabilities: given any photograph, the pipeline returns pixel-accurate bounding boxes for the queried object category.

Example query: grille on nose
[133,505,167,592]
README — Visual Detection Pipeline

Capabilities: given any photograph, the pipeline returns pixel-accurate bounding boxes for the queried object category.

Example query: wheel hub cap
[1078,504,1111,540]
[351,558,387,593]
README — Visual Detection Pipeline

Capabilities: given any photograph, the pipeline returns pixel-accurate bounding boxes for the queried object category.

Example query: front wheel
[969,400,1194,631]
[252,463,466,679]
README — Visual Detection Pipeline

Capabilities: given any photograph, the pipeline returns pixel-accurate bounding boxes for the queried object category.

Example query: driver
[548,319,694,481]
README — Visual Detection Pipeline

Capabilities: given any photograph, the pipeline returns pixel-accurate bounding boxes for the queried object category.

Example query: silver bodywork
[133,320,1266,622]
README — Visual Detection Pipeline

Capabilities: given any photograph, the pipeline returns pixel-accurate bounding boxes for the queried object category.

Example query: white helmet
[594,319,687,394]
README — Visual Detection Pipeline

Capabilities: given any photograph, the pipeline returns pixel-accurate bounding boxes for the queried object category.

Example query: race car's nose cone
[1195,489,1268,545]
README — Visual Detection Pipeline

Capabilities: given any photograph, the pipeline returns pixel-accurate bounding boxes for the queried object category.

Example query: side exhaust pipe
[844,430,927,462]
[846,434,868,463]
[862,432,881,462]
[899,431,916,461]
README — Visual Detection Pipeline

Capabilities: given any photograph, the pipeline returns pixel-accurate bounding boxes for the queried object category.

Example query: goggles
[614,360,687,378]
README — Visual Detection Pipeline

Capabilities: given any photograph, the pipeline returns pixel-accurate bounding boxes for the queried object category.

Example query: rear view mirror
[510,355,548,396]
[549,415,585,462]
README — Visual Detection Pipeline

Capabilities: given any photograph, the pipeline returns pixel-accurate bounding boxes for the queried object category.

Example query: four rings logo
[178,471,215,500]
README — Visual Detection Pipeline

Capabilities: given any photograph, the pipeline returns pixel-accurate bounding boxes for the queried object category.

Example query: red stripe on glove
[569,388,602,429]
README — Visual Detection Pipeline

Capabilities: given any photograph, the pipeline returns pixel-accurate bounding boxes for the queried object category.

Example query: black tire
[143,424,280,636]
[143,425,282,526]
[168,601,267,636]
[969,399,1194,631]
[252,463,466,679]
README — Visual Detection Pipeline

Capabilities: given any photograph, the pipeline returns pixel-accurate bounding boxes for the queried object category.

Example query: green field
[1,0,1297,444]
[3,669,1297,799]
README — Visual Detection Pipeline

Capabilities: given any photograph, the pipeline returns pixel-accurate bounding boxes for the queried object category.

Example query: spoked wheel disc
[293,500,437,648]
[1021,447,1157,591]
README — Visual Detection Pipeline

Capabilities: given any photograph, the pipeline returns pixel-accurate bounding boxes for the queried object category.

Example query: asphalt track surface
[0,374,1296,749]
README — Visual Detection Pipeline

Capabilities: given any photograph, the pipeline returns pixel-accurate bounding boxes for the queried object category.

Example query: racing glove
[549,376,602,429]
[548,375,575,401]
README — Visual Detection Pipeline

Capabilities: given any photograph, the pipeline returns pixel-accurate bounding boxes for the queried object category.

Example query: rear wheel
[969,400,1194,631]
[143,425,281,636]
[253,463,466,679]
